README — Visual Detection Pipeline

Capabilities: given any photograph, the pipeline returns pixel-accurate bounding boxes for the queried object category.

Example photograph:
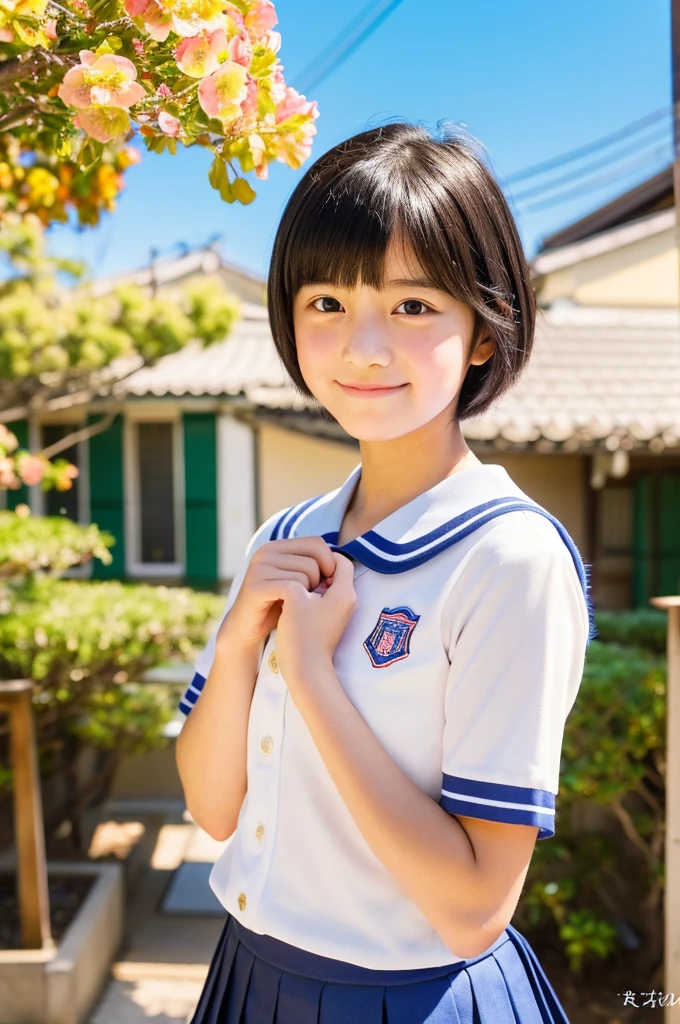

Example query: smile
[337,383,409,398]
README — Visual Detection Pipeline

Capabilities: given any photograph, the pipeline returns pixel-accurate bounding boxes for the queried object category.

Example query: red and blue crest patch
[363,606,420,668]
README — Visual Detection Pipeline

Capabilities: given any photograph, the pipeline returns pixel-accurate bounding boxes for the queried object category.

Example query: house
[4,167,680,608]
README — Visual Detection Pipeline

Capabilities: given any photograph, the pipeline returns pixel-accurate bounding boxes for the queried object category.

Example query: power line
[293,0,407,96]
[504,104,673,185]
[509,122,671,203]
[519,143,672,214]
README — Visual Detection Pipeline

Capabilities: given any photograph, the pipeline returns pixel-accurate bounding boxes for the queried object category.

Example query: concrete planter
[0,861,123,1024]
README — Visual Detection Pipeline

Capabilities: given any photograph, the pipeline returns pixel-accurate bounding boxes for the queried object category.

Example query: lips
[337,382,408,396]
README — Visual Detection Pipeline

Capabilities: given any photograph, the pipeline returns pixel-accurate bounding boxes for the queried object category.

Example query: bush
[593,608,667,654]
[0,570,224,849]
[0,510,114,580]
[516,638,666,976]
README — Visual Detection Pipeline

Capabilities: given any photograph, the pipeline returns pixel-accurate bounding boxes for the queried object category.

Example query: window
[125,414,184,576]
[138,422,176,563]
[595,484,633,609]
[42,424,80,521]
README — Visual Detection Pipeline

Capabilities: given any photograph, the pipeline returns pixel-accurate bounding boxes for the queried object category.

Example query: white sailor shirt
[178,461,593,970]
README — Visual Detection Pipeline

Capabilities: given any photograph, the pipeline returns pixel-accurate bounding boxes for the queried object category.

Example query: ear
[469,334,495,367]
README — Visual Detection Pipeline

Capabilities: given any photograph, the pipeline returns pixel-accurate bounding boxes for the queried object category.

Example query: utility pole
[673,0,680,295]
[664,7,680,1019]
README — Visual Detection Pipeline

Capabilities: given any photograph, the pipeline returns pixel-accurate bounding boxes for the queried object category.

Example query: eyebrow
[387,277,439,289]
[301,277,440,291]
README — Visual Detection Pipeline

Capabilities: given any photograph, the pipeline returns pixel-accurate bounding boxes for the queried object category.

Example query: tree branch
[0,361,145,423]
[35,406,120,460]
[610,793,655,867]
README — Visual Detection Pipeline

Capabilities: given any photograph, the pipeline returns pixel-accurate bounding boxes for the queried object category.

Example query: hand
[274,551,357,695]
[215,536,337,654]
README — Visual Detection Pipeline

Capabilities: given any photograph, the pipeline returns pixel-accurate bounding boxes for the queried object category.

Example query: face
[292,234,494,443]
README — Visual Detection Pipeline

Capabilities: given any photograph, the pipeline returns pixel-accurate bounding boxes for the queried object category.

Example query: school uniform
[179,461,595,1024]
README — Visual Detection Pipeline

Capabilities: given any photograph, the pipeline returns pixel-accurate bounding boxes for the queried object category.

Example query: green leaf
[208,156,228,192]
[232,177,256,205]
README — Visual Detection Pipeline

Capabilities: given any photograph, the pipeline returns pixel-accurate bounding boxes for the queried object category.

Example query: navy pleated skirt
[188,913,570,1023]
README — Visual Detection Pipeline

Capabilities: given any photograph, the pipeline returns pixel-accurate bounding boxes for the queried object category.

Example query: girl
[176,120,595,1024]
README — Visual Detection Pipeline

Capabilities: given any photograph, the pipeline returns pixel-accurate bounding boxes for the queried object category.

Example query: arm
[288,655,538,959]
[175,534,339,842]
[175,625,264,841]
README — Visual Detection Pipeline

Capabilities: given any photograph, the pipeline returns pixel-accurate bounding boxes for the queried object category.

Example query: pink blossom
[158,83,171,97]
[275,86,317,124]
[124,0,148,16]
[58,53,145,111]
[0,457,19,489]
[132,37,145,56]
[73,107,132,144]
[240,75,258,116]
[0,424,19,453]
[124,0,172,40]
[44,17,57,38]
[19,455,45,487]
[245,0,277,40]
[197,60,248,121]
[166,0,229,38]
[175,28,227,78]
[158,110,180,136]
[227,30,252,67]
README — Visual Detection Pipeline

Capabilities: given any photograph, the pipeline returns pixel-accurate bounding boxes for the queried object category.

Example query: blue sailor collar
[270,462,596,642]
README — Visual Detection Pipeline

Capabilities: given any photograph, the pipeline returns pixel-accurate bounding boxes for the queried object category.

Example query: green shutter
[633,475,653,608]
[659,475,680,596]
[6,420,29,510]
[89,413,125,578]
[183,412,218,588]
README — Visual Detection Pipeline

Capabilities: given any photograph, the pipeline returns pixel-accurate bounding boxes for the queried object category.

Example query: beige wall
[478,452,587,550]
[258,424,360,522]
[537,226,680,307]
[258,424,587,550]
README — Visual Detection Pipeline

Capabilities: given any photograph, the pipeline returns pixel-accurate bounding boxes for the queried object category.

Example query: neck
[346,405,480,532]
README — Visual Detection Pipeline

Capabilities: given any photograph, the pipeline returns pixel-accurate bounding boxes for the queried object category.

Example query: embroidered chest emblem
[363,606,420,668]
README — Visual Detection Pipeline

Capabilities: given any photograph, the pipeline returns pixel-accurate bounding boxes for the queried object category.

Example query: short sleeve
[439,516,589,840]
[178,511,282,717]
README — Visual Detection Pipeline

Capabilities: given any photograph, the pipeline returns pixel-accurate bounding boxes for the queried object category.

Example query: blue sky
[49,0,672,284]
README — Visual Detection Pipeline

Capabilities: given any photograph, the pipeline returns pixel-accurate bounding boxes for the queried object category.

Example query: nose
[342,314,392,368]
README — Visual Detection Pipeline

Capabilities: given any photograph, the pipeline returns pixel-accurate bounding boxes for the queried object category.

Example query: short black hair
[266,120,536,421]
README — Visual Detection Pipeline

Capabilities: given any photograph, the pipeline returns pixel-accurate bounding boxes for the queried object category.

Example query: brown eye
[312,297,344,312]
[396,299,431,316]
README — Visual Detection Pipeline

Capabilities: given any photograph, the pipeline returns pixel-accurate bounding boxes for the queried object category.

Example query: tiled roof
[462,302,680,450]
[115,301,680,451]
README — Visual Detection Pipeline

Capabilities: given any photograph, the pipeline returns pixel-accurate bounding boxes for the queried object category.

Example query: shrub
[0,572,224,849]
[516,638,666,976]
[593,609,667,655]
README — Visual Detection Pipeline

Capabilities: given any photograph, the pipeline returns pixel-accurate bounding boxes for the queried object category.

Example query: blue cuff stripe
[442,773,556,809]
[440,792,555,839]
[177,672,206,715]
[190,671,206,692]
[441,773,556,840]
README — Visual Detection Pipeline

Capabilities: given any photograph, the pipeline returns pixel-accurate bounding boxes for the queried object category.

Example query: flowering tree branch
[0,0,319,226]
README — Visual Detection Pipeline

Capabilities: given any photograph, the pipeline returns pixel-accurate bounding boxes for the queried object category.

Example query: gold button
[237,892,246,911]
[259,736,274,755]
[255,823,265,840]
[268,650,279,673]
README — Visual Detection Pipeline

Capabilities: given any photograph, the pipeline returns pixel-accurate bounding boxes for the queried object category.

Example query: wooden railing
[0,679,52,949]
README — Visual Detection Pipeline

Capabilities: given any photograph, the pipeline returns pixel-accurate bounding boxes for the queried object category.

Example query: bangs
[280,161,476,308]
